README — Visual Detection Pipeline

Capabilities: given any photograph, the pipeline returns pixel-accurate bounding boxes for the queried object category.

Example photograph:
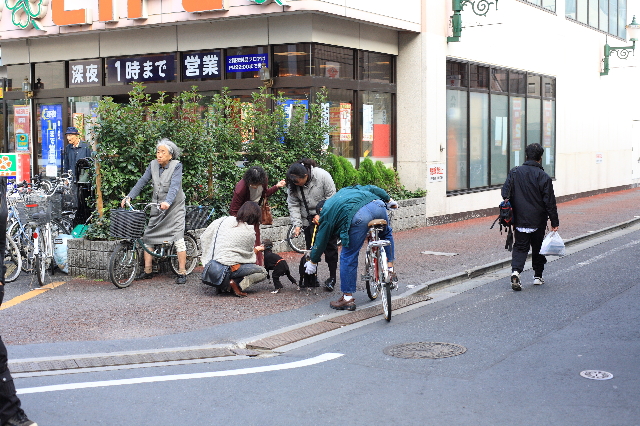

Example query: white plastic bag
[54,234,73,273]
[539,231,565,256]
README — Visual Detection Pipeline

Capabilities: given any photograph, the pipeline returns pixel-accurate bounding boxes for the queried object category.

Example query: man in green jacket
[305,185,398,311]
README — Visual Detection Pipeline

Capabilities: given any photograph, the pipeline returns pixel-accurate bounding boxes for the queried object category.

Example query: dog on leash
[262,239,298,294]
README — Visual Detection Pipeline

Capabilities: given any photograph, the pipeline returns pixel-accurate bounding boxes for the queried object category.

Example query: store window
[6,99,31,152]
[358,51,393,83]
[225,46,268,80]
[326,89,354,159]
[522,0,556,12]
[566,0,626,37]
[313,45,354,79]
[68,96,100,148]
[6,64,30,92]
[34,62,65,90]
[273,44,311,77]
[359,92,392,165]
[446,60,556,194]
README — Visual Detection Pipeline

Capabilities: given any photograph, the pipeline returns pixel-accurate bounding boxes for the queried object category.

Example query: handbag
[260,196,273,225]
[201,217,232,287]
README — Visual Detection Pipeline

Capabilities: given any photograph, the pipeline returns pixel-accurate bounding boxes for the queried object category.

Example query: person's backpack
[490,199,514,251]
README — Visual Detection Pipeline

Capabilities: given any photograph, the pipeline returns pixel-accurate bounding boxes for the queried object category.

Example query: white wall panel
[100,26,178,57]
[30,34,100,62]
[177,17,269,51]
[1,40,30,65]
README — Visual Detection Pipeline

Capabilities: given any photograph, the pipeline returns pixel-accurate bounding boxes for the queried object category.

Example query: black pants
[303,224,338,279]
[511,227,547,277]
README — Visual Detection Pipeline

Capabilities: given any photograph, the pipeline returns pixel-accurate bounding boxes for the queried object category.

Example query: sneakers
[329,295,356,311]
[533,277,545,285]
[175,274,186,284]
[324,278,336,292]
[135,271,155,281]
[4,410,37,426]
[511,271,521,291]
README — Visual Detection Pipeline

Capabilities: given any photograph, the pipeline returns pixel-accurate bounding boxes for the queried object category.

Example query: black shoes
[324,278,336,292]
[176,274,187,284]
[4,410,37,426]
[511,271,521,291]
[135,271,155,281]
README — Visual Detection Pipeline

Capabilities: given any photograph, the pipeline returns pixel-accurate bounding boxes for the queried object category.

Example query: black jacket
[501,160,559,229]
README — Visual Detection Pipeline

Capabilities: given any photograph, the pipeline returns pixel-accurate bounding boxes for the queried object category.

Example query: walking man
[502,143,559,291]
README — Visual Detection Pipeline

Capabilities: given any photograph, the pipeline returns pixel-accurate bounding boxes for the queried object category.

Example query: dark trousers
[0,336,21,424]
[304,224,338,279]
[511,227,547,277]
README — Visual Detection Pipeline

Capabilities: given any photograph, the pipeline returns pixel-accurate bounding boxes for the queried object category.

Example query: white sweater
[200,216,256,266]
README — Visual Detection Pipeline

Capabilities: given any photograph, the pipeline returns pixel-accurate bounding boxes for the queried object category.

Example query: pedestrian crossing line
[0,281,66,311]
[17,353,344,394]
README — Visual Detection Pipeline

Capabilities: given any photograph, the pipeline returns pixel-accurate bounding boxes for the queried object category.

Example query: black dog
[262,239,297,293]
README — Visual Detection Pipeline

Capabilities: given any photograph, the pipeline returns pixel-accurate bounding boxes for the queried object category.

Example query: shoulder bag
[260,192,273,225]
[202,218,232,288]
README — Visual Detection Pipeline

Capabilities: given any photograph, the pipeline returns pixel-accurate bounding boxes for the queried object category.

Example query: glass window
[358,51,392,83]
[599,0,609,31]
[577,0,588,23]
[509,72,526,95]
[609,0,618,34]
[68,96,100,148]
[6,64,30,92]
[34,62,65,90]
[527,98,541,146]
[225,46,268,80]
[360,92,392,165]
[510,97,526,167]
[273,44,311,77]
[566,0,577,19]
[312,45,354,79]
[446,61,468,88]
[542,76,556,98]
[491,69,508,92]
[6,99,31,152]
[527,75,541,97]
[446,90,468,191]
[490,94,509,185]
[470,65,489,90]
[542,100,556,177]
[589,0,599,26]
[617,0,626,38]
[326,89,354,159]
[469,92,489,188]
[543,0,556,12]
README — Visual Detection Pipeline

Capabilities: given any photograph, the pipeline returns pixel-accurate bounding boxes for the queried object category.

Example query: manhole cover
[383,342,467,359]
[580,370,613,380]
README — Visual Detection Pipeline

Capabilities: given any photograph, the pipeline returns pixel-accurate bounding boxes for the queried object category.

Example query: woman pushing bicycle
[121,138,188,284]
[304,185,398,312]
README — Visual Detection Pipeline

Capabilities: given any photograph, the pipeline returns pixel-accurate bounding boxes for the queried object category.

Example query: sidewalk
[4,187,640,360]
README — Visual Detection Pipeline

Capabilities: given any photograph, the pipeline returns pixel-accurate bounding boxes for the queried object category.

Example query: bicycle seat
[368,219,387,227]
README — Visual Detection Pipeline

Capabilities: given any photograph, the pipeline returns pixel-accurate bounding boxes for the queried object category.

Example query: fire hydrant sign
[429,163,445,183]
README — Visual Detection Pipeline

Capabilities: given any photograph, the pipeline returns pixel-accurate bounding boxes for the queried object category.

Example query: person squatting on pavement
[502,143,559,291]
[121,138,188,284]
[305,185,398,311]
[0,177,38,426]
[286,158,338,291]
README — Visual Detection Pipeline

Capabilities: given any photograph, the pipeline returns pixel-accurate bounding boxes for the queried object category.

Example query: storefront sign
[4,0,48,30]
[69,60,103,87]
[226,54,268,73]
[107,55,175,84]
[511,98,523,151]
[543,100,553,148]
[40,104,63,177]
[339,103,351,142]
[183,51,220,79]
[362,104,374,142]
[429,163,445,183]
[13,105,30,152]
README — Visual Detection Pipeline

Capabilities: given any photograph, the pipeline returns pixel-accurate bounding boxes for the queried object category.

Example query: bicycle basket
[185,205,213,230]
[18,194,52,225]
[109,209,146,239]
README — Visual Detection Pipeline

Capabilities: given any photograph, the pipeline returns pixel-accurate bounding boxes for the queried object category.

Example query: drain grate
[580,370,613,380]
[383,342,466,359]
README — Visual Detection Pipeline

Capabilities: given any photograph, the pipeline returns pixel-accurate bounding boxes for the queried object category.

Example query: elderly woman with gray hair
[121,138,188,284]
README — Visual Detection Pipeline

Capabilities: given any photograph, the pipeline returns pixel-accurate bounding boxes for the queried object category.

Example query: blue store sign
[226,53,268,73]
[40,104,63,177]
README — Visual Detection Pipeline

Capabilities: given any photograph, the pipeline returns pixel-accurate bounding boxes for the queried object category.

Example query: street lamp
[259,63,273,88]
[600,16,640,76]
[22,77,33,99]
[447,0,498,43]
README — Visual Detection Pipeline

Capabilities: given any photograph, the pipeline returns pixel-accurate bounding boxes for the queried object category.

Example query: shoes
[271,288,280,294]
[4,410,37,426]
[324,278,336,292]
[229,279,247,298]
[135,271,155,281]
[330,295,356,311]
[175,274,186,284]
[533,277,545,285]
[511,271,521,291]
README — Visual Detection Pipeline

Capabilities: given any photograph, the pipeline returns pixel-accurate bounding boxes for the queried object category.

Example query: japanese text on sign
[183,51,221,79]
[107,55,175,84]
[69,60,102,87]
[226,54,268,73]
[429,163,445,183]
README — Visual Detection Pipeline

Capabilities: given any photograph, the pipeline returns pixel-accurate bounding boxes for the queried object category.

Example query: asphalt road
[11,225,640,425]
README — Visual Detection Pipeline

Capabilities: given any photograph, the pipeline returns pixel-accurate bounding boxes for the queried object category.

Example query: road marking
[17,353,344,394]
[0,281,66,311]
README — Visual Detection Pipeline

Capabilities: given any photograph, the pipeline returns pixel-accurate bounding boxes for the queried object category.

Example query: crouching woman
[200,201,267,297]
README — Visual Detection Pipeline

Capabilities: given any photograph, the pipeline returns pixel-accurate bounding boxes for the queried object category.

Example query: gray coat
[286,166,336,228]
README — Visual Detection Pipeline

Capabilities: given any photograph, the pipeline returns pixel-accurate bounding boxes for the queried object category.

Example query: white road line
[17,353,343,395]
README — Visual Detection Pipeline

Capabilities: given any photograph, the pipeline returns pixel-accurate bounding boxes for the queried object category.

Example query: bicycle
[4,232,22,283]
[286,223,341,254]
[362,209,397,321]
[107,203,203,289]
[19,192,56,286]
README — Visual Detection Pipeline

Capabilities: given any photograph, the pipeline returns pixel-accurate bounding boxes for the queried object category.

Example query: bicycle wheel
[4,236,22,283]
[35,237,47,287]
[364,248,379,300]
[169,233,199,275]
[109,241,139,289]
[378,249,392,321]
[52,218,71,236]
[286,224,308,254]
[8,221,34,273]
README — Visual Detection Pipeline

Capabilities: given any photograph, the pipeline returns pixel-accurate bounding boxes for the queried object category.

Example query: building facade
[0,0,638,219]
